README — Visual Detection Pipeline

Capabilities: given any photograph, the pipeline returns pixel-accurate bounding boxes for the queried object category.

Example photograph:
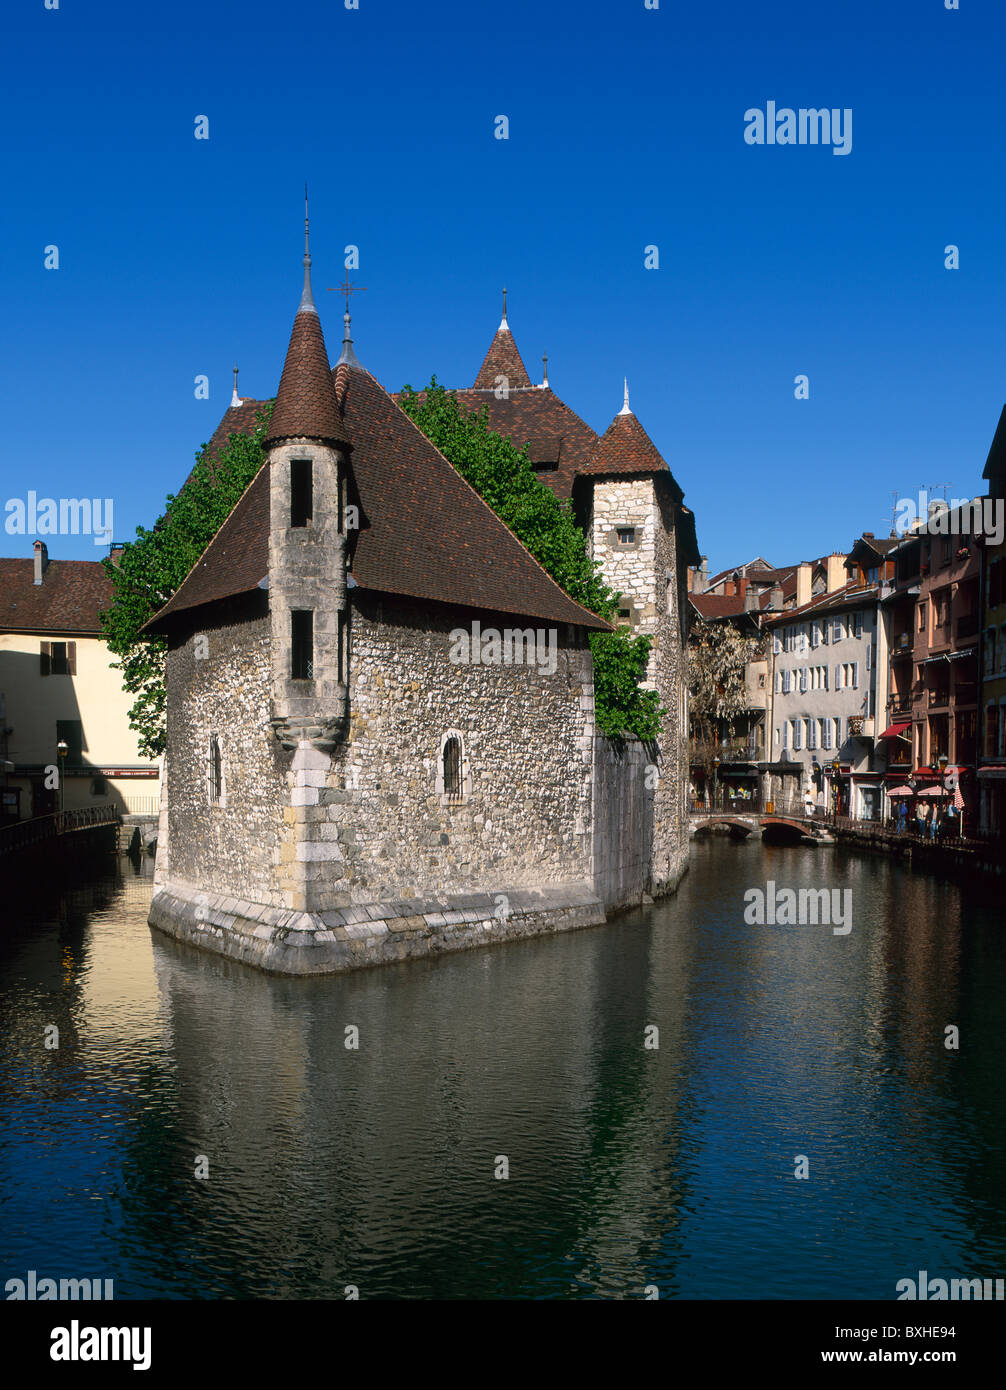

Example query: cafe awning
[887,785,915,797]
[878,722,911,740]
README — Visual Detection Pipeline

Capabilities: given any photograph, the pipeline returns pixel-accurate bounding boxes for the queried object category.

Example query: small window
[90,776,107,797]
[618,607,632,623]
[290,458,313,528]
[337,610,347,684]
[443,737,462,804]
[291,610,313,679]
[208,736,223,805]
[616,527,636,545]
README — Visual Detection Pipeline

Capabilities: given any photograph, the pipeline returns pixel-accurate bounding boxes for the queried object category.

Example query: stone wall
[313,594,596,907]
[592,736,655,909]
[585,475,690,896]
[161,593,289,907]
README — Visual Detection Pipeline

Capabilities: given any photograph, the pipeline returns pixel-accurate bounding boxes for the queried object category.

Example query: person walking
[897,800,908,835]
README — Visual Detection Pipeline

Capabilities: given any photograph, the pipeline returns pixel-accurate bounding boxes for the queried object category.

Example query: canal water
[1,841,1004,1300]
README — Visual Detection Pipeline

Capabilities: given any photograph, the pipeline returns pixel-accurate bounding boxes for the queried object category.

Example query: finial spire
[337,309,361,369]
[618,376,632,415]
[542,352,549,389]
[231,364,242,408]
[299,183,317,313]
[500,285,509,331]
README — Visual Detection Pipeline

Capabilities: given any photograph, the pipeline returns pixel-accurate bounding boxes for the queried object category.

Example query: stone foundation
[149,878,606,976]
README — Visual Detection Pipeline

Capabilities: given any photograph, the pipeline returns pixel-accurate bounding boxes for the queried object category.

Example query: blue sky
[2,0,1005,573]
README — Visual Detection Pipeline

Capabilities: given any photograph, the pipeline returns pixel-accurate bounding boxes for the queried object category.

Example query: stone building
[144,235,699,974]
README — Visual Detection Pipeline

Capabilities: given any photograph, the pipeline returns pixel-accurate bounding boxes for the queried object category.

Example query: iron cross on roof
[326,272,367,315]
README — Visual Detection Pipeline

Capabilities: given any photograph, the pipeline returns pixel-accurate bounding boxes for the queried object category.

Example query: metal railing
[0,805,121,856]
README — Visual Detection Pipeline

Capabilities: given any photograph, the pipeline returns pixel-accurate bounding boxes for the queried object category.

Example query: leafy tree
[99,404,274,758]
[686,618,762,785]
[398,380,662,740]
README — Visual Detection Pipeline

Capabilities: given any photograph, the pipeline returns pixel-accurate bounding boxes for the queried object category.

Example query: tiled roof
[472,323,532,391]
[426,386,600,500]
[340,364,608,627]
[147,359,609,634]
[690,592,751,619]
[265,304,350,449]
[206,399,267,461]
[0,559,113,634]
[763,581,877,623]
[579,408,671,479]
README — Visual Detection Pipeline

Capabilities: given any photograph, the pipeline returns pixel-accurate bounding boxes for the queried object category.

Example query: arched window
[436,731,468,805]
[443,737,461,804]
[208,736,224,805]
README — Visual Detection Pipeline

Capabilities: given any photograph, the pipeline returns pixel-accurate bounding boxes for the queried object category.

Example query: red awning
[878,722,911,739]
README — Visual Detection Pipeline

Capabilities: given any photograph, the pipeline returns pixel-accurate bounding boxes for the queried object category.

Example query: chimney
[744,583,759,613]
[863,532,874,540]
[109,542,125,567]
[768,585,783,610]
[825,553,846,592]
[796,562,812,607]
[33,540,48,586]
[737,575,749,600]
[699,555,708,588]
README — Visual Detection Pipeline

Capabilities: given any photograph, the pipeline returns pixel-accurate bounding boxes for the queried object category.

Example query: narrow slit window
[337,611,347,684]
[208,736,223,804]
[291,610,314,679]
[290,459,313,528]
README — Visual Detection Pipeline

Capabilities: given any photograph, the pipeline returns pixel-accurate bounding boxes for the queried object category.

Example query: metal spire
[618,377,632,415]
[499,285,509,331]
[542,352,549,389]
[337,310,361,369]
[231,364,242,408]
[299,183,317,314]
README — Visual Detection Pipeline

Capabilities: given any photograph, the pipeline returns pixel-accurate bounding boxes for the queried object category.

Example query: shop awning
[917,785,948,798]
[878,722,911,739]
[887,785,915,797]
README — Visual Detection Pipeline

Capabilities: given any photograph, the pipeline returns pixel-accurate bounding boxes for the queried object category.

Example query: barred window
[443,737,462,803]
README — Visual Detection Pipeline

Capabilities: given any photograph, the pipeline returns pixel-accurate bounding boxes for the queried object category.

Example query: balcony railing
[928,689,950,709]
[953,684,978,706]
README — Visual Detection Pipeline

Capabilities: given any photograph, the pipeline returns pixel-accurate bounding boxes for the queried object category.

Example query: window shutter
[823,665,829,690]
[40,641,51,676]
[822,623,829,645]
[773,634,781,655]
[852,662,859,689]
[866,645,871,671]
[800,668,808,693]
[834,664,841,689]
[67,641,77,675]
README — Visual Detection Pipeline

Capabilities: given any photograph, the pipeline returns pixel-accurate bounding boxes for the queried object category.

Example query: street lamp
[713,756,720,811]
[831,757,841,817]
[56,739,68,815]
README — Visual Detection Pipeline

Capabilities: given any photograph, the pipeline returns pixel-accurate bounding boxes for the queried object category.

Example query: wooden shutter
[40,641,51,676]
[67,641,76,675]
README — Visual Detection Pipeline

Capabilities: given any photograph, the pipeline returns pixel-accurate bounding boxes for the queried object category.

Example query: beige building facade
[0,542,159,821]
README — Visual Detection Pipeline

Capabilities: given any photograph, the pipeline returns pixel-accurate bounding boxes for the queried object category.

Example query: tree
[397,380,662,740]
[99,404,274,758]
[687,618,762,788]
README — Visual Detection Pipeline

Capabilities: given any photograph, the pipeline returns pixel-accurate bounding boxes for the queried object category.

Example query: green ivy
[99,403,274,758]
[398,380,662,740]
